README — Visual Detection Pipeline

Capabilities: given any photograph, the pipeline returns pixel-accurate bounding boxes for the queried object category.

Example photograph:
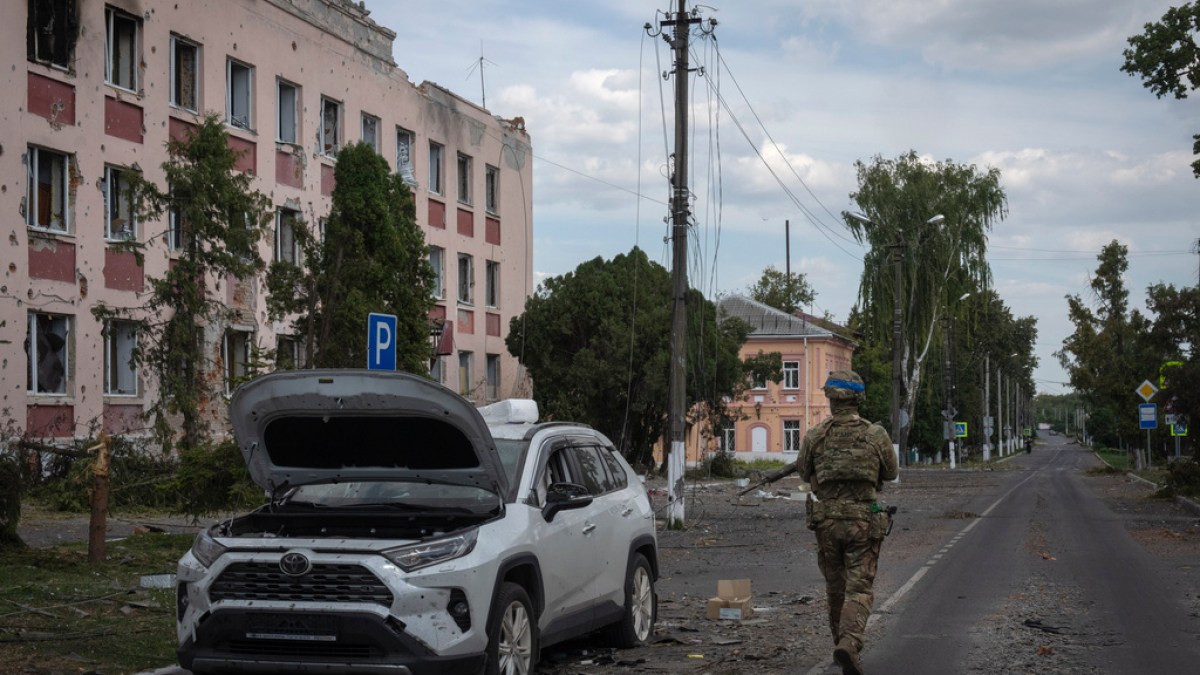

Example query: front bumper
[178,610,485,675]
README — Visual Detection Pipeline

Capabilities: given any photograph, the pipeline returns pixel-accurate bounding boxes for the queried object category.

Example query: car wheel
[486,582,536,675]
[606,552,656,648]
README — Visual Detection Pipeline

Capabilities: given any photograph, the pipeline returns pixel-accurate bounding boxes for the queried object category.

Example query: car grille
[210,561,393,606]
[227,640,375,659]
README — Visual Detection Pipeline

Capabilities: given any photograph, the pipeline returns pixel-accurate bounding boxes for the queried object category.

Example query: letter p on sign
[368,313,398,371]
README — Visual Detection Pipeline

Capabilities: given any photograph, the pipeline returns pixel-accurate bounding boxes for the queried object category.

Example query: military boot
[833,639,863,675]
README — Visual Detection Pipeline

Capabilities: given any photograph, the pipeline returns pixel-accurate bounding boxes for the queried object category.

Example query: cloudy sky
[366,0,1199,396]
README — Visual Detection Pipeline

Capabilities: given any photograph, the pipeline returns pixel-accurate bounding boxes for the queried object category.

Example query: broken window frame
[457,153,472,205]
[457,253,474,305]
[103,165,137,242]
[223,328,254,395]
[275,335,299,370]
[104,5,139,92]
[103,319,138,396]
[320,96,341,157]
[430,355,444,383]
[226,58,253,130]
[783,360,801,389]
[485,164,500,215]
[169,34,200,112]
[429,246,445,299]
[485,259,499,308]
[458,350,473,397]
[276,78,299,144]
[485,354,500,401]
[395,127,417,185]
[275,208,300,264]
[428,141,444,195]
[26,311,71,395]
[27,0,79,69]
[26,145,72,233]
[361,112,380,153]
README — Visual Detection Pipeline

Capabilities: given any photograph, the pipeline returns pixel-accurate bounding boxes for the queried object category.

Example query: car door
[531,442,602,630]
[569,444,631,611]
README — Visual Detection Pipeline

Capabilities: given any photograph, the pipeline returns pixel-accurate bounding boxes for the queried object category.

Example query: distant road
[860,435,1200,673]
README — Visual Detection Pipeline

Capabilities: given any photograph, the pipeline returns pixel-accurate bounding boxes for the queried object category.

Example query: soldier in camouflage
[797,370,898,675]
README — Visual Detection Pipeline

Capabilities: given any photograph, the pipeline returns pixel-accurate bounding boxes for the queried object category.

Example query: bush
[29,438,177,512]
[1158,457,1200,499]
[168,439,262,519]
[0,455,24,549]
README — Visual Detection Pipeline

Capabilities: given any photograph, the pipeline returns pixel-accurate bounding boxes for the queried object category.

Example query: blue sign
[954,422,968,438]
[1138,403,1157,430]
[367,313,397,371]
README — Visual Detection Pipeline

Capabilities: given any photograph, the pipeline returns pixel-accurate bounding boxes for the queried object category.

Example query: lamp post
[848,212,944,467]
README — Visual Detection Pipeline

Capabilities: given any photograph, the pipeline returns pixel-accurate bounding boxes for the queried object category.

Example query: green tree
[844,150,1008,454]
[747,265,815,313]
[98,115,271,450]
[1121,3,1200,177]
[506,248,769,468]
[268,143,435,371]
[1056,241,1153,450]
[1143,283,1199,456]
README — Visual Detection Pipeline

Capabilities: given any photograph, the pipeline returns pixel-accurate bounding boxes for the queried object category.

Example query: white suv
[175,369,658,674]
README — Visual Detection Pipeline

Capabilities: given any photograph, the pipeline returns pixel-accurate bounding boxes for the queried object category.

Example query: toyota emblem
[279,552,312,577]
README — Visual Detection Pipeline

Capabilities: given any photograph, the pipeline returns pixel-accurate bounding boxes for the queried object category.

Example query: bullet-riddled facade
[5,0,533,440]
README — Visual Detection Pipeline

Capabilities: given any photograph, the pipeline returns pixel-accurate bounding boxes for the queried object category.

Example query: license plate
[245,613,337,642]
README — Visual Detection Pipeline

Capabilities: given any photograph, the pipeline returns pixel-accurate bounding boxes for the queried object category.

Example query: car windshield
[286,480,501,513]
[494,438,529,489]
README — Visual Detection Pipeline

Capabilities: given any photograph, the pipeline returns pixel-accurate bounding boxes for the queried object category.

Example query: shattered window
[224,329,254,394]
[277,80,299,143]
[170,35,199,111]
[275,208,300,264]
[321,97,341,156]
[226,59,253,129]
[103,165,136,241]
[429,142,444,195]
[485,165,499,214]
[486,354,500,401]
[104,319,138,396]
[457,253,473,304]
[485,260,499,307]
[26,145,71,233]
[430,246,445,299]
[28,0,79,68]
[26,312,70,395]
[105,6,139,91]
[361,113,380,153]
[275,335,299,370]
[396,128,416,184]
[457,153,472,205]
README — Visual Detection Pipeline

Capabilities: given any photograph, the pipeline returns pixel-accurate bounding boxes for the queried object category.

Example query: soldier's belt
[810,500,874,520]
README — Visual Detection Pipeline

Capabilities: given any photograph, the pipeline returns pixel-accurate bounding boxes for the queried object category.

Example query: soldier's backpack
[813,415,880,485]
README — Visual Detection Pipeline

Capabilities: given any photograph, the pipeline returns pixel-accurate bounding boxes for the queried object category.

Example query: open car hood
[229,370,508,496]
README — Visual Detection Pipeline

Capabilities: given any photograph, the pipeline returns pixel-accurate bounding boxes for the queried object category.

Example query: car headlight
[383,529,478,572]
[191,528,228,568]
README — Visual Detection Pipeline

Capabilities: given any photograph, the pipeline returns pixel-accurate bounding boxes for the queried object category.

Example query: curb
[1092,450,1200,517]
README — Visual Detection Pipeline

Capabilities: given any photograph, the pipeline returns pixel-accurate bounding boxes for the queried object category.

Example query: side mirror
[542,482,593,522]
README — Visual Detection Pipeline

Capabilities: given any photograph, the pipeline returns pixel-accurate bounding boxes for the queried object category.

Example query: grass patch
[1094,447,1132,472]
[0,531,193,673]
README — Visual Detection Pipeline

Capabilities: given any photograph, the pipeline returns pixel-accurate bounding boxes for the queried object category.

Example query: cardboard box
[706,579,753,620]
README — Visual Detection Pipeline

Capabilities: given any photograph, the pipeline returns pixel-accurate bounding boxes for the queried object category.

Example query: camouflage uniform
[797,370,898,675]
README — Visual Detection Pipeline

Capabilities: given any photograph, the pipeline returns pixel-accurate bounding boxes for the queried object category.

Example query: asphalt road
[856,435,1200,674]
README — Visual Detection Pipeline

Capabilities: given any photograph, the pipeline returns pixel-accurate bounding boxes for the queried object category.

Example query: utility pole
[942,313,955,468]
[651,1,713,527]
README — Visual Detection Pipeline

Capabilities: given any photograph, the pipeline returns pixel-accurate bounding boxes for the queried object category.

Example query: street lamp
[848,212,944,467]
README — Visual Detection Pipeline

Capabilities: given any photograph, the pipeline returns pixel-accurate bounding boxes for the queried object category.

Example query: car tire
[605,552,656,648]
[485,582,537,675]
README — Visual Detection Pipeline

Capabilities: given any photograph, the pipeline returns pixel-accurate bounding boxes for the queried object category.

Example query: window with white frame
[321,96,341,156]
[396,128,416,185]
[169,34,199,111]
[429,246,445,299]
[103,165,136,241]
[275,208,300,264]
[485,164,499,214]
[104,319,138,396]
[361,113,380,153]
[486,354,500,401]
[457,153,472,205]
[784,420,802,452]
[485,260,499,308]
[167,201,186,252]
[317,217,327,244]
[27,0,78,68]
[783,360,801,389]
[458,351,473,397]
[277,79,298,144]
[275,335,299,370]
[722,427,736,453]
[26,312,70,395]
[226,59,253,129]
[428,142,444,195]
[457,253,473,304]
[26,145,71,233]
[105,6,139,91]
[223,329,253,394]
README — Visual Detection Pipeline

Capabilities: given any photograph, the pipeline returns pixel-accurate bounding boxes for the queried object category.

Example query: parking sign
[367,313,397,371]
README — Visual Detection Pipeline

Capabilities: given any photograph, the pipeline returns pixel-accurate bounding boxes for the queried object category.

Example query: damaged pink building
[5,0,534,440]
